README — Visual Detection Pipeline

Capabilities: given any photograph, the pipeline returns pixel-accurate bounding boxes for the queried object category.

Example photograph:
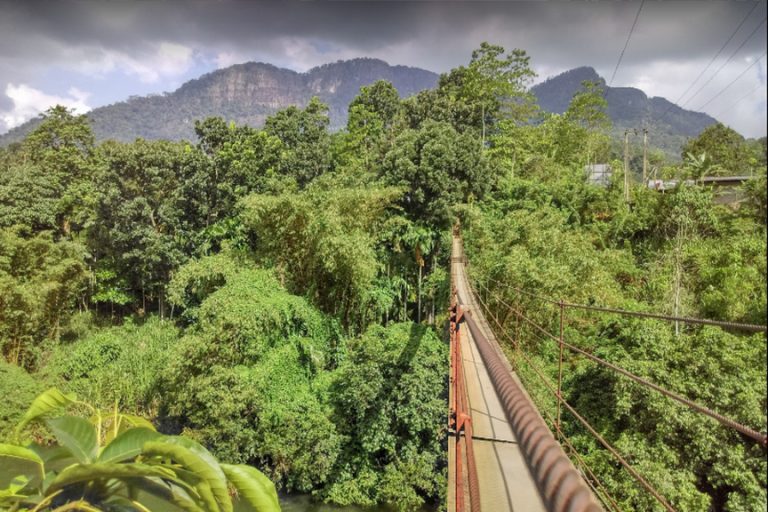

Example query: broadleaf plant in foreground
[0,388,280,512]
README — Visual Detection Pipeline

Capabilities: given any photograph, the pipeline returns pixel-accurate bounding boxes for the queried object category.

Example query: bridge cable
[472,272,767,332]
[471,283,675,512]
[609,0,646,87]
[475,281,768,446]
[477,295,623,511]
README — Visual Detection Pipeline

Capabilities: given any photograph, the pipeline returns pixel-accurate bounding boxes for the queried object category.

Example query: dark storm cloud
[2,1,765,73]
[0,1,766,135]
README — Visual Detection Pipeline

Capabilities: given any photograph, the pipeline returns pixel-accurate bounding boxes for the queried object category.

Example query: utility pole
[642,128,648,187]
[624,129,630,202]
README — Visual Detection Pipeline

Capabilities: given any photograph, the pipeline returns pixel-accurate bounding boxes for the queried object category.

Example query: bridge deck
[450,237,546,512]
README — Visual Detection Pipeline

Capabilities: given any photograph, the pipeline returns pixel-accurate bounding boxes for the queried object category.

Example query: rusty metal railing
[450,294,481,512]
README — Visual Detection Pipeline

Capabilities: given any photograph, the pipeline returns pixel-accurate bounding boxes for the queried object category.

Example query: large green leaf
[0,444,44,490]
[165,436,231,510]
[29,444,77,473]
[122,476,205,512]
[15,388,77,435]
[221,464,280,512]
[46,462,177,495]
[98,427,162,464]
[119,414,157,432]
[142,440,231,512]
[45,416,98,464]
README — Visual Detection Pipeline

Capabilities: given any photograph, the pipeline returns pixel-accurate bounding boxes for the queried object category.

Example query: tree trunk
[417,264,422,323]
[481,104,486,147]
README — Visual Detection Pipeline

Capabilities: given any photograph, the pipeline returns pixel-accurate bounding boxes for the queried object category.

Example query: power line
[669,1,760,108]
[682,16,767,108]
[698,51,767,110]
[609,0,646,86]
[714,82,766,117]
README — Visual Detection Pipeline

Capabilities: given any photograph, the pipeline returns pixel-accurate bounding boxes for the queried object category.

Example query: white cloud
[69,41,194,83]
[609,56,767,138]
[1,83,91,131]
[214,50,247,69]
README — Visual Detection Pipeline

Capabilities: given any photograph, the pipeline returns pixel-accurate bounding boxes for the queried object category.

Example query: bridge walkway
[449,236,546,512]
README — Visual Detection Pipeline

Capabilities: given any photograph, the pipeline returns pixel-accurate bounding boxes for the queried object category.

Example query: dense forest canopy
[0,43,766,512]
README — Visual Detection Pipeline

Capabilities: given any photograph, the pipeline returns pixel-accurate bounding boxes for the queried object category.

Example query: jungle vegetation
[0,42,766,511]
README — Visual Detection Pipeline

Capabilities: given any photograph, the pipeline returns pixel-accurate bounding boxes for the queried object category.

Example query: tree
[381,120,491,228]
[323,323,447,510]
[21,106,96,237]
[342,81,404,174]
[89,140,205,316]
[239,187,400,330]
[0,163,60,232]
[164,263,340,491]
[0,388,280,511]
[464,43,537,144]
[681,123,754,176]
[564,80,610,132]
[0,229,87,369]
[265,97,332,187]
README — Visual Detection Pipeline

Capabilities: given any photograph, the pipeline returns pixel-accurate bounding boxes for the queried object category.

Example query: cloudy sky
[1,0,766,137]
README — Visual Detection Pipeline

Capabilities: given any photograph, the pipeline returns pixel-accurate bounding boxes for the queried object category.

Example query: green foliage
[1,389,280,512]
[0,361,44,440]
[163,262,339,492]
[265,97,332,188]
[0,229,87,369]
[45,317,179,413]
[0,164,60,232]
[90,139,210,315]
[240,187,401,330]
[382,120,491,228]
[322,323,447,510]
[16,106,96,236]
[681,123,758,176]
[567,321,767,511]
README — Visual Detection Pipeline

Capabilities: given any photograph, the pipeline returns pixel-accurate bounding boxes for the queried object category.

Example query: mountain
[1,62,716,158]
[531,66,718,159]
[0,58,438,145]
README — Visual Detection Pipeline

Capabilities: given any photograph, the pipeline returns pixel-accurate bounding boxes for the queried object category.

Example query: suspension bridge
[446,234,767,512]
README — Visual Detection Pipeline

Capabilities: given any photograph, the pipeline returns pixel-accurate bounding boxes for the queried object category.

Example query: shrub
[45,317,179,414]
[0,361,44,440]
[323,322,448,510]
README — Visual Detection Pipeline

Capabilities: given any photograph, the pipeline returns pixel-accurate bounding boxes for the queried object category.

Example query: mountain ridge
[0,58,440,145]
[531,66,718,157]
[1,61,719,157]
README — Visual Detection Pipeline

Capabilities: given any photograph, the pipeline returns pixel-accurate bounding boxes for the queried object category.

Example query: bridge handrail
[474,280,768,446]
[470,284,674,512]
[475,277,766,332]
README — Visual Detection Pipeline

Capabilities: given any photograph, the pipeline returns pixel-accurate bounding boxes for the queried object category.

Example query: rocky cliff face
[1,62,719,156]
[0,58,439,145]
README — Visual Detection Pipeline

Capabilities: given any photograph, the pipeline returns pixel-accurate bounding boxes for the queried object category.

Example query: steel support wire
[471,298,675,512]
[474,278,768,332]
[486,289,768,447]
[460,308,603,512]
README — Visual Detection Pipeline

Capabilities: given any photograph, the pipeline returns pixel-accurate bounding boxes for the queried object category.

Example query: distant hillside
[531,67,718,159]
[2,62,719,157]
[0,58,438,145]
